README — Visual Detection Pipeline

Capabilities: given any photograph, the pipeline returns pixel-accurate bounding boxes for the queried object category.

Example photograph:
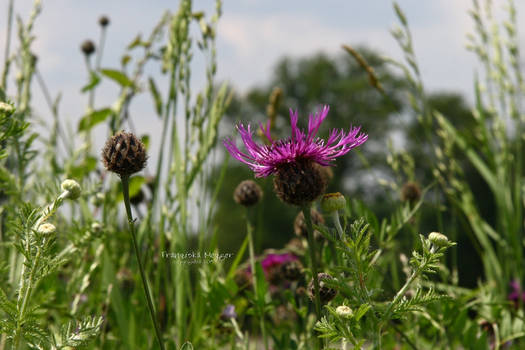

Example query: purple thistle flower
[261,253,298,272]
[223,105,367,178]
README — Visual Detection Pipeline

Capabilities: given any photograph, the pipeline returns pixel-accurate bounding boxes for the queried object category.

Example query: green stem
[302,204,321,349]
[121,176,165,350]
[14,244,42,350]
[246,210,268,350]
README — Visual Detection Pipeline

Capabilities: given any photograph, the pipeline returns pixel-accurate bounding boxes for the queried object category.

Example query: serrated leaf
[100,69,134,87]
[78,108,113,132]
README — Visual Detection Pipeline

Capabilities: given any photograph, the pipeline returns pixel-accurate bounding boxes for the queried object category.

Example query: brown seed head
[81,40,96,56]
[280,259,304,281]
[99,15,110,27]
[294,208,325,241]
[401,181,422,203]
[102,131,147,177]
[308,272,338,304]
[273,159,326,206]
[234,180,263,206]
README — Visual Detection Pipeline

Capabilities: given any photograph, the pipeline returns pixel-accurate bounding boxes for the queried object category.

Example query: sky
[1,0,524,162]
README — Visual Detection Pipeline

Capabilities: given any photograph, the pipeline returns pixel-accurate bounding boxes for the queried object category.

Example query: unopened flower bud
[336,305,353,318]
[401,181,422,203]
[102,131,147,178]
[61,179,81,200]
[91,222,102,233]
[280,259,303,281]
[81,40,96,56]
[428,232,449,247]
[294,209,324,241]
[308,272,337,304]
[320,192,346,213]
[38,223,56,235]
[99,15,110,27]
[233,180,263,206]
[0,102,14,116]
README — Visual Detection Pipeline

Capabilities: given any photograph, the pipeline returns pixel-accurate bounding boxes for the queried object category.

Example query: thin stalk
[1,0,14,90]
[302,204,321,350]
[14,242,43,350]
[121,176,165,350]
[245,209,268,350]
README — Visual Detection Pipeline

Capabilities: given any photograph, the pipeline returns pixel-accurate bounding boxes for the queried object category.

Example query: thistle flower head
[223,105,367,178]
[308,272,338,304]
[81,40,96,56]
[102,131,147,178]
[233,180,263,206]
[223,105,367,205]
[99,15,110,27]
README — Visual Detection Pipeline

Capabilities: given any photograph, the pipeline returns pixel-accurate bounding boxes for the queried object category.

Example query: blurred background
[2,0,524,289]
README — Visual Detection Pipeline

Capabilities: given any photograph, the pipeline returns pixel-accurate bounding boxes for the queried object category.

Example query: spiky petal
[223,105,367,178]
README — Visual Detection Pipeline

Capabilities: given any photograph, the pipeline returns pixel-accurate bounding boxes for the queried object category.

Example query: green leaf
[116,176,145,202]
[78,108,113,132]
[81,72,101,93]
[0,86,6,101]
[141,135,150,150]
[148,77,163,117]
[100,69,134,87]
[354,303,370,321]
[254,262,268,305]
[226,234,249,281]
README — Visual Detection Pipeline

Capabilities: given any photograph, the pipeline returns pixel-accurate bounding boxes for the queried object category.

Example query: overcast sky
[1,0,524,161]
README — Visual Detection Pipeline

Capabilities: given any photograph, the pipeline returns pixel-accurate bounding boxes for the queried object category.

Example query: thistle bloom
[224,105,367,177]
[223,105,367,205]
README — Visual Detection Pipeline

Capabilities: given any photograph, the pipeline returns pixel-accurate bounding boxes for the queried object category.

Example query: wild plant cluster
[0,0,524,349]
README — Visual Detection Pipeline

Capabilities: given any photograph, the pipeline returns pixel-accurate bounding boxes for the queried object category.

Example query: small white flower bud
[320,192,346,213]
[91,222,102,233]
[61,179,81,200]
[38,223,56,235]
[0,102,14,116]
[336,305,353,318]
[428,232,449,247]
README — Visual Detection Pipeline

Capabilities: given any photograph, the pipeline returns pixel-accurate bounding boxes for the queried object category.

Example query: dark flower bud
[273,159,326,206]
[401,181,422,203]
[233,180,263,206]
[102,131,147,178]
[308,272,337,304]
[294,208,324,241]
[234,269,252,291]
[99,15,110,27]
[81,40,96,56]
[280,259,303,281]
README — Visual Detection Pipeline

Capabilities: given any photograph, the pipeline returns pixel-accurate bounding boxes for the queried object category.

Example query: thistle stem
[121,176,165,350]
[246,210,268,350]
[302,204,322,349]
